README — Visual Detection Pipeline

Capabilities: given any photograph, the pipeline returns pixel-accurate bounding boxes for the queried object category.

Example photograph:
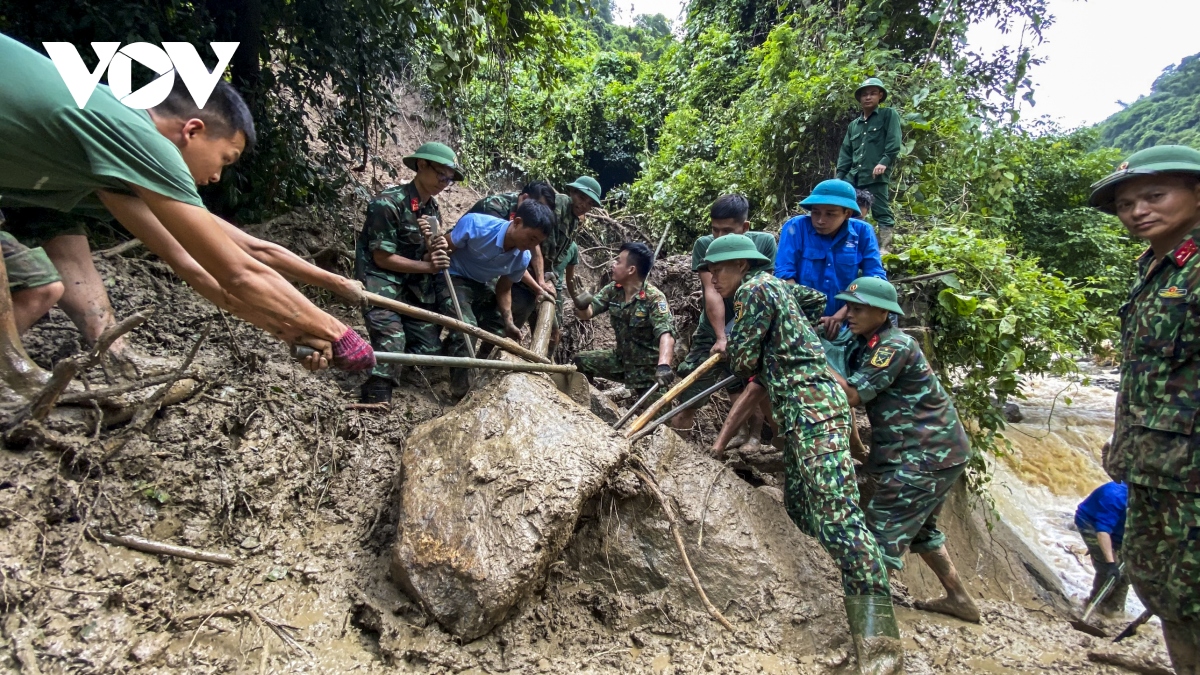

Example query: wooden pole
[629,375,739,442]
[427,217,475,359]
[359,291,550,364]
[294,347,576,374]
[529,298,556,357]
[624,353,723,438]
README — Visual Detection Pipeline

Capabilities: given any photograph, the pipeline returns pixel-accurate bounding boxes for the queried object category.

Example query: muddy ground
[0,89,1178,675]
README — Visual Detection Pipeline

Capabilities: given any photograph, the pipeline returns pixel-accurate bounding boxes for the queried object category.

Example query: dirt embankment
[0,86,1176,675]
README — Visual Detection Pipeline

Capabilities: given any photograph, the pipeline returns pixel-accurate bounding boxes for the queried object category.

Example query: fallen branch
[125,322,210,431]
[27,309,153,421]
[629,460,734,632]
[57,371,199,405]
[892,268,958,285]
[172,606,311,657]
[1086,650,1175,675]
[98,532,236,566]
[97,238,144,258]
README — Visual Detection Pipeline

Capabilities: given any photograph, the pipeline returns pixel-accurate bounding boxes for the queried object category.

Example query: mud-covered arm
[215,215,364,301]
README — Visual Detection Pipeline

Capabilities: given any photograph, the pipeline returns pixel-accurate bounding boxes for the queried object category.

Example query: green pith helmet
[566,175,602,206]
[835,276,905,315]
[1088,145,1200,214]
[702,233,772,267]
[403,142,464,181]
[800,179,862,217]
[855,77,888,102]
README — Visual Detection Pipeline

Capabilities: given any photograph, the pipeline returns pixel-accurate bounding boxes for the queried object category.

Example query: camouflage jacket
[591,281,675,369]
[789,282,828,325]
[468,192,519,220]
[728,270,848,434]
[1110,227,1200,494]
[542,192,580,274]
[354,182,441,304]
[847,325,971,474]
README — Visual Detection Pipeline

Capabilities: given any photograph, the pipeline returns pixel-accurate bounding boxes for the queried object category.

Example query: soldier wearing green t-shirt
[836,78,902,252]
[574,242,675,395]
[670,196,776,449]
[355,142,465,404]
[0,34,372,408]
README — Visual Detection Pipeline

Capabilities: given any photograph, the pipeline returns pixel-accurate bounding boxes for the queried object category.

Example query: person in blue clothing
[1075,473,1130,617]
[774,179,886,340]
[439,199,555,397]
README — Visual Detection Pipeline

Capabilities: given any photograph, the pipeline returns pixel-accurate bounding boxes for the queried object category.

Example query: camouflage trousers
[1,231,61,291]
[437,276,507,359]
[1126,484,1200,665]
[783,417,891,597]
[863,462,965,571]
[1077,523,1130,616]
[574,349,656,395]
[361,275,442,384]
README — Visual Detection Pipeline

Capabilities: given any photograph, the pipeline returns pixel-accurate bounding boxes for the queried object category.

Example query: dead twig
[173,606,312,658]
[57,371,199,405]
[26,310,153,421]
[218,310,244,361]
[97,238,144,258]
[98,532,236,566]
[697,463,729,549]
[126,322,210,431]
[629,459,735,633]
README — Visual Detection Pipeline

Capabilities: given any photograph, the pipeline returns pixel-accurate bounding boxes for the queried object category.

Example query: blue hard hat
[799,179,862,217]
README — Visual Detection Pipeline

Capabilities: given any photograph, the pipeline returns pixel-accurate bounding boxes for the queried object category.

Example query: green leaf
[938,289,979,316]
[998,314,1017,335]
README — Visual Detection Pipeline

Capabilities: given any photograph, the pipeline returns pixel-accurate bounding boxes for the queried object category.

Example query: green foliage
[0,0,569,221]
[886,227,1114,462]
[1096,52,1200,153]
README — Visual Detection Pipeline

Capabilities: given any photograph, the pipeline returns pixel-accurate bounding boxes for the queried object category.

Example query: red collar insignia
[508,211,516,220]
[615,283,623,289]
[410,197,420,213]
[867,334,879,348]
[1174,239,1198,267]
[638,290,646,299]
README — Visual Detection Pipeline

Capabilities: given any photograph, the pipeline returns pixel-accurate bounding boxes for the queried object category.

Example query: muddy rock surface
[391,371,628,640]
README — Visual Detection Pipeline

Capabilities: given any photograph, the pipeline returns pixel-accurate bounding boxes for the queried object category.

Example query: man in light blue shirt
[440,199,555,397]
[774,179,886,339]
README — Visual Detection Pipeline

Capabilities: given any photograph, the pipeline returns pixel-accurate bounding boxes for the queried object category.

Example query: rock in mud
[566,429,848,654]
[391,372,629,640]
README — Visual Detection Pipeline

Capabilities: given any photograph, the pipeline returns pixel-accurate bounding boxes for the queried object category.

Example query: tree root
[98,532,236,566]
[172,606,312,658]
[629,457,735,633]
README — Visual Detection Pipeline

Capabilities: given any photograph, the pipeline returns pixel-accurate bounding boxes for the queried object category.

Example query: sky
[612,0,1200,129]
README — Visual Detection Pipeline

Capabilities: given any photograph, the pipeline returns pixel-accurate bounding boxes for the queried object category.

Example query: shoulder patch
[657,300,669,312]
[1159,286,1188,299]
[869,346,897,368]
[734,301,745,322]
[1175,239,1198,267]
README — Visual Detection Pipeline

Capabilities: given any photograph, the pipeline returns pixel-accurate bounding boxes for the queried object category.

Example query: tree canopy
[1095,52,1200,153]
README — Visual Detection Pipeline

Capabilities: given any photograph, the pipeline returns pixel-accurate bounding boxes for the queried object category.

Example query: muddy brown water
[0,229,1176,674]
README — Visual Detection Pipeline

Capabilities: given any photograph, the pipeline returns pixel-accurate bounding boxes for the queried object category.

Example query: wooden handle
[624,353,723,438]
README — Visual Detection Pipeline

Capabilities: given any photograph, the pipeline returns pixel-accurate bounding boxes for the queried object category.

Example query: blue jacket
[1075,482,1128,548]
[774,215,886,315]
[447,213,531,285]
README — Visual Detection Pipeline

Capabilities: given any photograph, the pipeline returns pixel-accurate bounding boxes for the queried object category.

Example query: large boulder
[565,429,850,654]
[391,371,629,640]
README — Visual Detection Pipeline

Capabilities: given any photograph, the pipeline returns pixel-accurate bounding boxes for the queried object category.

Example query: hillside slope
[1096,52,1200,152]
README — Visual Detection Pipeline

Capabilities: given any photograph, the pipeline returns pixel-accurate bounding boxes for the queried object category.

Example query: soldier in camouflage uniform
[831,277,981,624]
[574,242,675,395]
[1088,145,1200,672]
[354,142,462,404]
[468,181,559,329]
[706,234,902,675]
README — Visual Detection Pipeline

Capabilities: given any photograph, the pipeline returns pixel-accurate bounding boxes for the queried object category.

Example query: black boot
[360,375,393,404]
[844,595,904,675]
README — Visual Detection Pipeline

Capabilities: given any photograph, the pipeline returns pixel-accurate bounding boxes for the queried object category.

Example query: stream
[991,363,1145,617]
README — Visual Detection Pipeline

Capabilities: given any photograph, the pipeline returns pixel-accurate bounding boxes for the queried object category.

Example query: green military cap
[1088,145,1200,214]
[854,77,888,102]
[566,176,602,206]
[835,277,905,315]
[403,142,464,181]
[703,233,772,267]
[800,179,862,217]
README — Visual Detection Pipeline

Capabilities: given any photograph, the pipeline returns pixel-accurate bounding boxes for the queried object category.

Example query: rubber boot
[876,226,894,254]
[844,595,904,675]
[360,375,393,404]
[1163,620,1200,675]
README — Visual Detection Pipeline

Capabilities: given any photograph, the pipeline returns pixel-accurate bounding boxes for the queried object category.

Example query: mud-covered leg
[916,547,981,623]
[362,305,406,403]
[0,252,48,413]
